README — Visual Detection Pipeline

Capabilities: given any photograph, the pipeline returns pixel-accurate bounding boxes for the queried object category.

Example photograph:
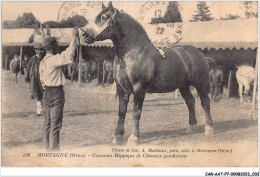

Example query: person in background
[9,54,20,83]
[39,28,79,150]
[68,60,78,82]
[22,54,30,84]
[26,43,45,116]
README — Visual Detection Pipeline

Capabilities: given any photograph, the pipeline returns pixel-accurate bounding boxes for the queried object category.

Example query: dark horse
[82,2,214,145]
[207,57,224,102]
[102,58,114,87]
[209,65,224,101]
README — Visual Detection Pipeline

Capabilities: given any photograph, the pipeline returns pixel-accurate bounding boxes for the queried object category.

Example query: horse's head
[81,2,117,43]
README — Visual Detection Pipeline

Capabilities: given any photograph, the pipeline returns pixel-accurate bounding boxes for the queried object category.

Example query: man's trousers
[36,99,43,115]
[42,85,64,150]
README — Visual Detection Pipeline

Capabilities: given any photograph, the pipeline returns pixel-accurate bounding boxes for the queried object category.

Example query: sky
[1,1,255,24]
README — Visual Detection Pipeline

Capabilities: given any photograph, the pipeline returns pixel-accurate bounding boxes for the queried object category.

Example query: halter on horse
[82,2,214,145]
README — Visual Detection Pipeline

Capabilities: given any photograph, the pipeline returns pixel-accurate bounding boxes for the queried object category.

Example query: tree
[60,15,88,28]
[150,17,165,24]
[43,21,60,28]
[190,2,214,22]
[3,20,12,29]
[163,2,182,23]
[150,1,182,24]
[2,13,88,29]
[242,2,258,18]
[16,12,37,28]
[2,12,37,29]
[220,14,240,20]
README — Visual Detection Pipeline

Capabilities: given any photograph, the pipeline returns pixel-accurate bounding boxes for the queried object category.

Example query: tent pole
[5,55,8,70]
[227,70,232,99]
[251,49,258,111]
[19,46,23,77]
[78,45,82,86]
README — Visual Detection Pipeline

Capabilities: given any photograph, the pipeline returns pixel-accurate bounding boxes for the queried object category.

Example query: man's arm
[52,28,79,67]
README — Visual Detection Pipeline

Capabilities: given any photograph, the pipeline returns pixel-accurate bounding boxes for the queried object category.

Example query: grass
[1,70,258,149]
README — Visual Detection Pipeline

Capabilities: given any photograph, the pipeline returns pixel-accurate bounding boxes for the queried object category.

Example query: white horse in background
[236,65,257,102]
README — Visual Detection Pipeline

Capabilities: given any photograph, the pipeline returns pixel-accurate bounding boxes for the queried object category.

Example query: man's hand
[72,28,79,41]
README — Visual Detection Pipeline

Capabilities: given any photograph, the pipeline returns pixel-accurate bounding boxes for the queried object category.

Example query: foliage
[190,2,214,22]
[2,20,16,29]
[59,15,88,28]
[220,14,240,20]
[150,1,182,24]
[16,12,36,28]
[3,13,37,29]
[42,21,60,28]
[242,2,258,18]
[3,13,88,29]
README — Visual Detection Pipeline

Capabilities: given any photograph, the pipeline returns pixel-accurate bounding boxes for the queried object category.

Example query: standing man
[9,54,20,83]
[39,28,79,150]
[22,54,30,84]
[26,43,45,116]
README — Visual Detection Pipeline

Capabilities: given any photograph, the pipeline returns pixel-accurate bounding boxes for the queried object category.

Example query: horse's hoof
[126,134,138,146]
[205,124,214,136]
[186,124,197,133]
[111,136,123,145]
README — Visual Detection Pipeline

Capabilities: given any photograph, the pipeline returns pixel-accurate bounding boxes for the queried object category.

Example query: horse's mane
[118,10,151,41]
[95,8,151,42]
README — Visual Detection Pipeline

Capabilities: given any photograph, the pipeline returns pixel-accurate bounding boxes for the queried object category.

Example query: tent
[2,18,257,49]
[2,28,113,47]
[2,19,258,94]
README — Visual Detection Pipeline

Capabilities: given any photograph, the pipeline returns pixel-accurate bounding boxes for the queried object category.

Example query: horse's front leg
[127,91,146,146]
[97,61,103,85]
[112,85,130,145]
[238,83,244,102]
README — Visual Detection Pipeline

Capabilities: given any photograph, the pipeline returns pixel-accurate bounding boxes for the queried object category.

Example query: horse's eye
[101,14,107,20]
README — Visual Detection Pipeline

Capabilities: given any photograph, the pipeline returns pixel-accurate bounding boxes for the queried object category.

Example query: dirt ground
[1,70,258,167]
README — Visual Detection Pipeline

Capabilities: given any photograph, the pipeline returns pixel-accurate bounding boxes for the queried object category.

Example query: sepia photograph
[1,0,259,173]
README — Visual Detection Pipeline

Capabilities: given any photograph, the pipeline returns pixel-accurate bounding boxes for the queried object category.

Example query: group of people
[10,28,79,151]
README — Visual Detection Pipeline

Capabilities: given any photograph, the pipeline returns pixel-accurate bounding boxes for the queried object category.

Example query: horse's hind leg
[127,91,145,146]
[195,84,214,136]
[112,85,130,145]
[179,85,197,133]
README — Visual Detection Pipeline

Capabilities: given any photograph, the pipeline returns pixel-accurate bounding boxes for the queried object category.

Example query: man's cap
[43,36,57,50]
[33,43,43,50]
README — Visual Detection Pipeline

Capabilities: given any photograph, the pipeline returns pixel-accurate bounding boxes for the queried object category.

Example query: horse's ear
[40,23,45,38]
[102,2,106,10]
[35,20,41,35]
[108,1,113,11]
